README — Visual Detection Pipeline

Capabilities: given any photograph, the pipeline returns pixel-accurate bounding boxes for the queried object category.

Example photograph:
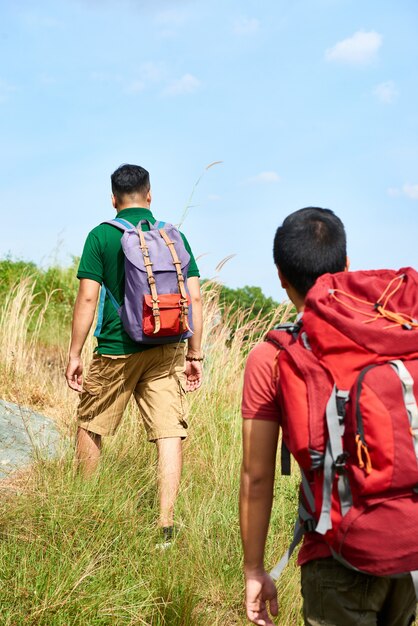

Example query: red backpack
[268,268,418,593]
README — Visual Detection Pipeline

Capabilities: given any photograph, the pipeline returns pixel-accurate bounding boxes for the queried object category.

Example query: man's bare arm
[65,278,100,392]
[185,276,203,391]
[240,419,280,625]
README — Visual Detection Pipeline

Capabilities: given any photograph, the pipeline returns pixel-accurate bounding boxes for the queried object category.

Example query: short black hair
[273,207,347,296]
[111,164,150,202]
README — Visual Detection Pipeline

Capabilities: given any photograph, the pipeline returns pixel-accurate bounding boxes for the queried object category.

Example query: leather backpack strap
[158,228,191,332]
[138,229,161,334]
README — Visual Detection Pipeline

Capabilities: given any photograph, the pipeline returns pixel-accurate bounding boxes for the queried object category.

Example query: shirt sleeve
[77,230,104,284]
[180,232,200,278]
[242,341,281,422]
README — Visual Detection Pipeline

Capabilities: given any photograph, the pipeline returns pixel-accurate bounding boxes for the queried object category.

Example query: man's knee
[76,427,102,464]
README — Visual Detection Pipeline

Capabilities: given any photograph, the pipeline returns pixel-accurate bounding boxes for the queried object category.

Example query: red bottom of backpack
[331,492,418,576]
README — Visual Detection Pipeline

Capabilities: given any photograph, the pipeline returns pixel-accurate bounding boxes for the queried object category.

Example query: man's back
[77,206,199,355]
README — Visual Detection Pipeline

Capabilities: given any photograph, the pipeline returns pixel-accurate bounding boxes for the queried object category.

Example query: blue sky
[1,0,417,300]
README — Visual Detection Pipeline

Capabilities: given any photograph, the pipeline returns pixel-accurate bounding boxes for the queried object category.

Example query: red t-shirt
[242,340,331,566]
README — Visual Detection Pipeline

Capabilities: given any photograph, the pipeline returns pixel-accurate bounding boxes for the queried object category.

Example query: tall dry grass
[0,278,49,375]
[0,279,302,625]
[0,277,96,423]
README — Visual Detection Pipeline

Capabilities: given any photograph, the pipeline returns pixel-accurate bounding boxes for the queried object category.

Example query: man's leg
[156,437,183,528]
[134,344,188,529]
[378,576,416,626]
[76,354,139,477]
[76,427,102,477]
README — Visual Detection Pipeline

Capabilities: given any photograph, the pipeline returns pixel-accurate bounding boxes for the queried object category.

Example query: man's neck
[113,192,151,212]
[286,285,305,312]
[116,203,150,213]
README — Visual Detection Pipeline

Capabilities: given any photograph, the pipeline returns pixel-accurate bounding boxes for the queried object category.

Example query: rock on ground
[0,400,62,479]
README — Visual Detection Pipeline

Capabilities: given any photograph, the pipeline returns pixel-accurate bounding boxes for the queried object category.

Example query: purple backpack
[95,217,194,344]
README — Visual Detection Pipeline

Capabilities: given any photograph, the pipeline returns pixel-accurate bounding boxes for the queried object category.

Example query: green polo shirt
[77,207,200,355]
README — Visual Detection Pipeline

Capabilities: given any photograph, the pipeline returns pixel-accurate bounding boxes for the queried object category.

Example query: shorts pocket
[91,354,120,381]
[87,354,127,387]
[302,560,370,621]
[177,377,188,419]
[319,564,363,593]
[77,382,100,421]
[160,344,185,373]
[316,560,371,613]
[82,378,101,395]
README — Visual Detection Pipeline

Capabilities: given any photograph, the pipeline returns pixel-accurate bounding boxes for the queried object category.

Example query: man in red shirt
[239,207,416,625]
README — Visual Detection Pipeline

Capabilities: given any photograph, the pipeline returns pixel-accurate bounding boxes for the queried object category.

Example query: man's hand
[245,571,278,626]
[65,356,83,392]
[185,275,203,388]
[185,359,202,392]
[65,278,100,392]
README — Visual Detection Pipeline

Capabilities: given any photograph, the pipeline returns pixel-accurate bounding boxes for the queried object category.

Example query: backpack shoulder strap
[270,468,317,580]
[265,323,301,476]
[93,284,121,337]
[93,285,107,338]
[266,321,302,349]
[102,217,136,231]
[104,218,170,231]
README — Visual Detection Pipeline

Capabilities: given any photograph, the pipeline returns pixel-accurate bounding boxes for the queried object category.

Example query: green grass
[0,262,302,625]
[0,405,302,625]
[0,258,78,347]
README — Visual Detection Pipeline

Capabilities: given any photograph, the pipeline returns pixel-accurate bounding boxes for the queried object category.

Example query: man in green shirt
[65,164,203,543]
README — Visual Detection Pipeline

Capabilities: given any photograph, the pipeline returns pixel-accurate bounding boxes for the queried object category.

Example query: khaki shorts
[77,344,188,441]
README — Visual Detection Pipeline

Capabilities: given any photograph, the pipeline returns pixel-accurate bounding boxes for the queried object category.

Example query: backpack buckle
[303,519,316,533]
[336,390,350,421]
[333,452,349,475]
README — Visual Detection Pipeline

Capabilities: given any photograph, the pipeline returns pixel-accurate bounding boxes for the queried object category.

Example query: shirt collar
[116,207,155,221]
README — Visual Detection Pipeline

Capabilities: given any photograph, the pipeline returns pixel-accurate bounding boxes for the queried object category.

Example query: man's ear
[277,267,289,289]
[111,193,117,210]
[345,256,350,272]
[147,189,152,205]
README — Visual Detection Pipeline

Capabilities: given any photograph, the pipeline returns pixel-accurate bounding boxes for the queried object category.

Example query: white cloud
[140,61,165,83]
[233,16,260,35]
[387,184,418,200]
[403,184,418,200]
[163,73,200,96]
[125,80,146,94]
[92,62,199,98]
[374,81,398,104]
[387,187,401,197]
[325,30,382,65]
[248,171,281,184]
[125,62,166,93]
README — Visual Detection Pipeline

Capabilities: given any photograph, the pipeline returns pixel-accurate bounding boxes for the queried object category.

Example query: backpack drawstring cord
[329,275,418,330]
